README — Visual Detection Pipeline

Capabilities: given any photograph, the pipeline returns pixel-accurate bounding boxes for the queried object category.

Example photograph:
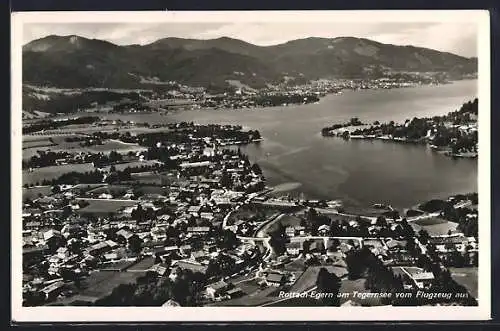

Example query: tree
[60,267,80,283]
[219,171,232,188]
[345,248,370,280]
[315,267,341,306]
[23,290,46,306]
[131,204,145,222]
[251,163,263,175]
[302,239,311,255]
[128,235,143,254]
[349,117,363,126]
[375,216,387,227]
[68,239,82,255]
[329,239,340,252]
[418,229,430,245]
[98,283,136,306]
[218,229,238,250]
[62,205,73,218]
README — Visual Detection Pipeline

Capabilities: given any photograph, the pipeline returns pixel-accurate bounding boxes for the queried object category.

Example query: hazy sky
[23,22,478,57]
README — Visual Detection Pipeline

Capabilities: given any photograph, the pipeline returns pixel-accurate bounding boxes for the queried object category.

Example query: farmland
[22,134,147,157]
[22,186,53,201]
[23,147,54,161]
[53,139,147,154]
[23,138,56,149]
[23,163,95,185]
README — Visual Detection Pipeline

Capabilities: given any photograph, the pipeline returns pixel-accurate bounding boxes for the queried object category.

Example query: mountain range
[23,35,478,89]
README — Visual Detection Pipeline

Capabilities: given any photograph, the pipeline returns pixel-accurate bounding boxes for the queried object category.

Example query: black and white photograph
[11,10,491,322]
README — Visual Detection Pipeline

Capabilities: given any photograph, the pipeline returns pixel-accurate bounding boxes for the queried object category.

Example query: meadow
[23,163,95,185]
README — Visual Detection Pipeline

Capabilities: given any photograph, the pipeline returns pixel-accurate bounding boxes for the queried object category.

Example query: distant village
[22,71,452,119]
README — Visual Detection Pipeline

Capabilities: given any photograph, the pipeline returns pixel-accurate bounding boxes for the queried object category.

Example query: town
[22,115,478,307]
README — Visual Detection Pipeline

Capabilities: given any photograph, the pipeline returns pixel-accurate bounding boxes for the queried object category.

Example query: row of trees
[23,150,72,169]
[321,117,366,136]
[23,116,100,134]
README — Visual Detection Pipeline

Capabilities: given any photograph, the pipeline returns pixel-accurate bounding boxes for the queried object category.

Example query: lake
[100,79,478,209]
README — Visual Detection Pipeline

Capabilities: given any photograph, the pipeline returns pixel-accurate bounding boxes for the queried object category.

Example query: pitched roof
[187,226,210,233]
[173,261,208,273]
[116,229,134,239]
[266,272,285,283]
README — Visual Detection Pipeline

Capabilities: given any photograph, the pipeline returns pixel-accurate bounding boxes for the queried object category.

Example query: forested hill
[23,35,477,89]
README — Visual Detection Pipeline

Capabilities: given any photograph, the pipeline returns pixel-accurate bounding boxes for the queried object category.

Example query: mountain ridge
[23,34,477,89]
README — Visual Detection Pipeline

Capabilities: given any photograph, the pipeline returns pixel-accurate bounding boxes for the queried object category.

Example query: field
[413,216,448,226]
[72,183,108,194]
[75,270,146,300]
[23,135,57,142]
[23,147,54,161]
[99,260,137,271]
[129,172,168,185]
[263,214,302,234]
[84,141,147,154]
[228,205,281,227]
[85,185,130,197]
[321,211,372,224]
[77,199,138,215]
[276,214,302,227]
[342,205,391,218]
[24,134,148,155]
[23,138,56,149]
[411,217,459,236]
[22,159,162,186]
[449,267,478,298]
[54,139,147,154]
[23,163,95,185]
[22,186,53,201]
